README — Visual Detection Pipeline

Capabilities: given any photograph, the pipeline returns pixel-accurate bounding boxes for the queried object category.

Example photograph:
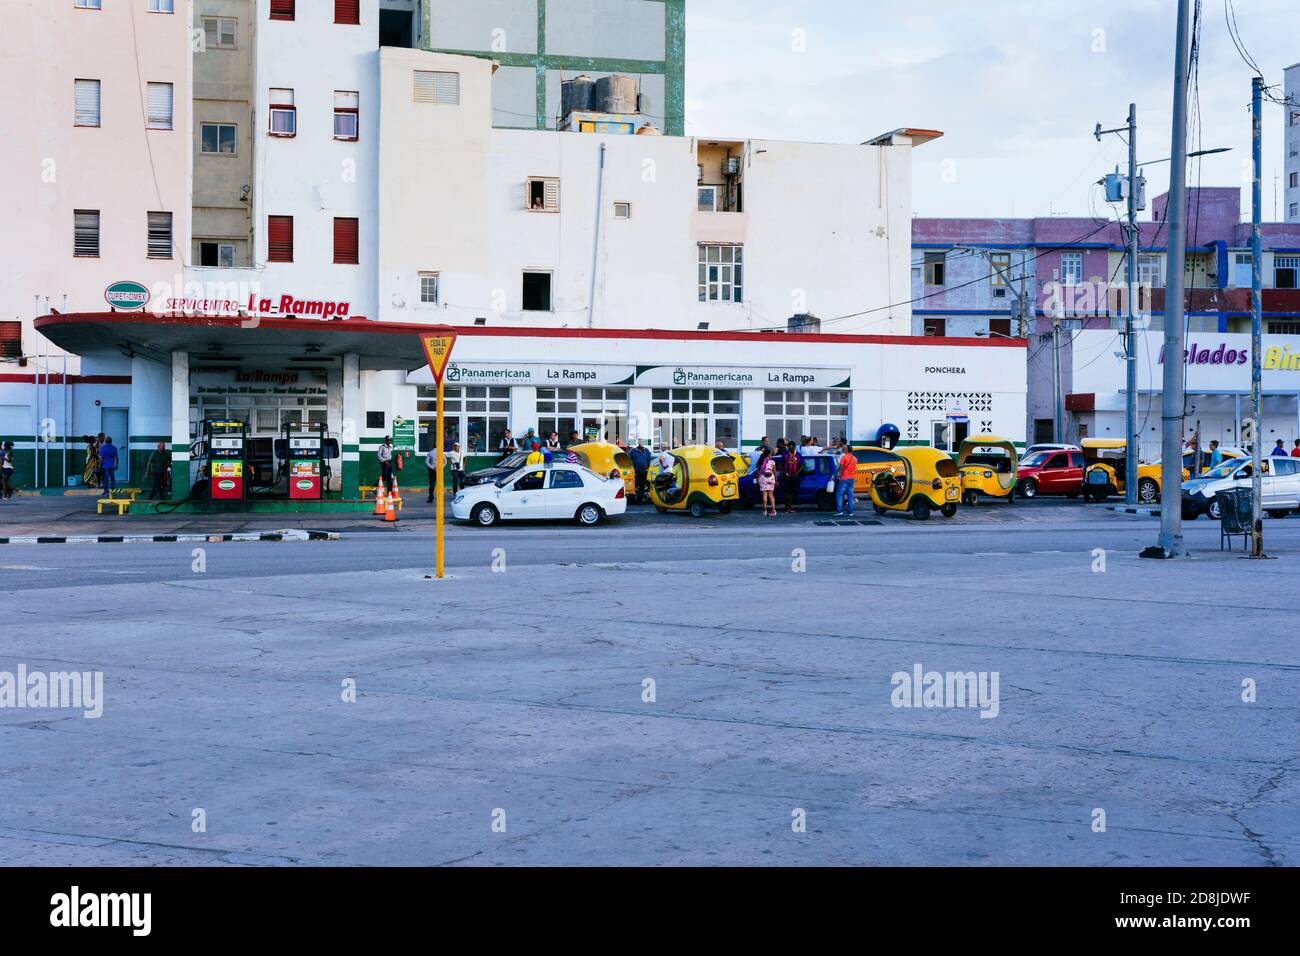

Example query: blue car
[738,453,839,510]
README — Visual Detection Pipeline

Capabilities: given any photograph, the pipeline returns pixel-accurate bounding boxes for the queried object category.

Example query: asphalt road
[2,509,1297,866]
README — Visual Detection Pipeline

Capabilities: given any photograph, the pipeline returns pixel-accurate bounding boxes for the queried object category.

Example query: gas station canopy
[34,312,440,371]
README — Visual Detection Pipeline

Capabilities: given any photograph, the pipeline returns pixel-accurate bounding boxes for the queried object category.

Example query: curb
[1107,505,1161,517]
[0,529,340,545]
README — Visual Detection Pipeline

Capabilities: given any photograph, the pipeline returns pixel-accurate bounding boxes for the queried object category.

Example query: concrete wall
[0,0,191,365]
[1288,64,1300,224]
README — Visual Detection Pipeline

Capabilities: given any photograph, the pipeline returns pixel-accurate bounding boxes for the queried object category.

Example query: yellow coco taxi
[567,442,636,498]
[647,444,739,517]
[1081,438,1168,503]
[957,435,1019,506]
[868,446,962,520]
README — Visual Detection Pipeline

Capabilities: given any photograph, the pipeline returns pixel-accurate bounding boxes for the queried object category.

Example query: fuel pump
[203,420,248,500]
[283,421,326,500]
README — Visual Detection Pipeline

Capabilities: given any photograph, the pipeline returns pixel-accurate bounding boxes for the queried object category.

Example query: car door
[1038,452,1067,492]
[545,467,588,518]
[1275,458,1300,507]
[498,469,547,519]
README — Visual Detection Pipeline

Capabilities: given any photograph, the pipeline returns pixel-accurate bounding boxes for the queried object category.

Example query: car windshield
[1195,459,1241,479]
[1021,451,1050,467]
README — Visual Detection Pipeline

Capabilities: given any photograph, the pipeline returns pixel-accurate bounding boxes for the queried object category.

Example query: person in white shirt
[446,442,465,493]
[656,449,678,498]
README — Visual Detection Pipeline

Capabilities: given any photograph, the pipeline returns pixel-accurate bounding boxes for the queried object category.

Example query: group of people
[75,435,172,500]
[745,436,858,516]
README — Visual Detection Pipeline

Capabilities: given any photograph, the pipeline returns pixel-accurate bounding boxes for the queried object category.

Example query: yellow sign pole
[435,375,445,578]
[419,329,457,580]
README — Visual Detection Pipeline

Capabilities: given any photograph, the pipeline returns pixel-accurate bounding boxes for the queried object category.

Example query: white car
[1181,454,1300,520]
[1022,442,1081,458]
[451,462,627,527]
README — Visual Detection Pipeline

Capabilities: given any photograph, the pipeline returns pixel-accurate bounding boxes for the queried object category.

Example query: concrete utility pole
[1153,0,1192,558]
[1251,77,1265,556]
[1124,103,1140,506]
[1052,316,1064,442]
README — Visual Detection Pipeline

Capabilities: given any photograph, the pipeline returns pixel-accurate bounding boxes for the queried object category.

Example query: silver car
[1181,455,1300,520]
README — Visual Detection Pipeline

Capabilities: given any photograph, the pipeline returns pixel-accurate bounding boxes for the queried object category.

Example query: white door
[498,470,547,519]
[545,468,588,518]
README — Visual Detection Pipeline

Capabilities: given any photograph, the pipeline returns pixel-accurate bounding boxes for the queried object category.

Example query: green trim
[663,0,685,136]
[535,0,547,130]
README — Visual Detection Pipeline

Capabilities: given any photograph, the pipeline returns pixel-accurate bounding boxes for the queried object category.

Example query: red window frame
[333,217,359,265]
[268,215,294,263]
[334,0,360,25]
[270,0,295,21]
[268,89,296,137]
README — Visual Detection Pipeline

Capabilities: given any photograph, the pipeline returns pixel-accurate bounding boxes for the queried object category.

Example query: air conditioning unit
[723,157,741,176]
[993,287,1007,298]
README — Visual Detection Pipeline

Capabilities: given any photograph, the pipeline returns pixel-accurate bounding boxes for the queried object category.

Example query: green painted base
[135,499,378,514]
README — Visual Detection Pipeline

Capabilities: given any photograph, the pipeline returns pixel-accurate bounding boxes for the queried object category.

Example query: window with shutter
[333,91,359,140]
[335,0,360,25]
[333,218,359,265]
[203,17,237,49]
[74,210,100,258]
[413,71,459,105]
[147,212,173,259]
[269,88,296,136]
[0,321,21,360]
[148,0,175,12]
[268,216,294,263]
[270,0,295,21]
[146,82,173,129]
[74,79,100,127]
[526,177,560,213]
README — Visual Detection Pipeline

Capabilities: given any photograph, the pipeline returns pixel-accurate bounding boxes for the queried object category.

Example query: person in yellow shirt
[525,441,545,466]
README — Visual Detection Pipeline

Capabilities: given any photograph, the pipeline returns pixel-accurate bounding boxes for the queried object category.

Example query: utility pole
[1153,0,1191,558]
[1251,77,1265,557]
[1052,316,1064,442]
[1124,103,1140,506]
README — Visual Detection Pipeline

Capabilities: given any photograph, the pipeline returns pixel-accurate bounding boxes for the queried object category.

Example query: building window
[413,70,459,105]
[333,217,359,265]
[269,88,296,136]
[932,420,969,452]
[613,201,631,219]
[270,0,295,21]
[147,212,172,259]
[1291,141,1299,158]
[74,79,100,127]
[1060,252,1083,285]
[923,251,945,286]
[200,122,237,154]
[146,82,173,129]
[522,271,552,311]
[74,210,100,257]
[989,318,1012,337]
[335,0,360,25]
[697,185,718,211]
[762,390,850,446]
[651,388,740,449]
[74,0,101,8]
[203,17,237,49]
[537,388,629,447]
[147,0,174,12]
[418,385,511,455]
[1234,253,1253,287]
[1292,172,1300,189]
[1136,254,1162,287]
[1268,321,1300,334]
[526,177,560,212]
[198,241,235,267]
[989,253,1011,287]
[1291,111,1300,128]
[419,272,440,304]
[333,91,359,140]
[1276,256,1300,290]
[698,244,743,302]
[0,321,21,360]
[923,317,946,337]
[1292,203,1299,219]
[268,215,293,263]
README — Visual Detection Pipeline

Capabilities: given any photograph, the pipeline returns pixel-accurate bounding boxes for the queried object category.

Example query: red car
[1016,449,1084,499]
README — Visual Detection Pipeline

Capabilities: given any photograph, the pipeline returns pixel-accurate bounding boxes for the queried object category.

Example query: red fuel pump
[203,420,248,500]
[283,421,326,500]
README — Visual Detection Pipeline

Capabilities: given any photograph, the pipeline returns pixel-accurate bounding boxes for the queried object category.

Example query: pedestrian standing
[1291,439,1300,458]
[628,440,651,503]
[1271,439,1289,458]
[145,441,171,500]
[498,430,517,457]
[834,445,858,516]
[781,441,801,513]
[525,442,545,465]
[98,436,119,498]
[377,435,395,495]
[0,441,14,500]
[82,435,100,488]
[757,449,777,516]
[425,441,440,503]
[545,432,561,451]
[447,442,465,493]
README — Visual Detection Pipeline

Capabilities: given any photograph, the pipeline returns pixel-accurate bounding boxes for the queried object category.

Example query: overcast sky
[684,0,1298,222]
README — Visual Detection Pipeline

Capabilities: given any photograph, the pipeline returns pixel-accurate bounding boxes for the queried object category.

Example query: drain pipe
[586,142,607,328]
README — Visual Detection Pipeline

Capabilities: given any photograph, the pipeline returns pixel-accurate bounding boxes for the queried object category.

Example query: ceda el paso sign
[105,281,151,311]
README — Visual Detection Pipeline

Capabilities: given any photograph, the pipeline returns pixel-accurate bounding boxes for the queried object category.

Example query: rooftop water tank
[594,74,638,115]
[561,75,596,117]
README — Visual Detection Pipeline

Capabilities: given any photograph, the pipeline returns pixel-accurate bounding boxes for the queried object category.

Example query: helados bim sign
[104,281,150,311]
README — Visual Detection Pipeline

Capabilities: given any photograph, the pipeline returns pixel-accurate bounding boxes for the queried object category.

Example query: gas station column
[341,353,361,499]
[169,350,189,502]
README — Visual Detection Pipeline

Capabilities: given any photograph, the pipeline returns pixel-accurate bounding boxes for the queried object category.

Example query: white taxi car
[451,462,627,527]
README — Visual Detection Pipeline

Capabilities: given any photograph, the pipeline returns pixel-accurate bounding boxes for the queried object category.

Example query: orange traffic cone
[391,475,403,504]
[384,493,398,523]
[373,480,387,516]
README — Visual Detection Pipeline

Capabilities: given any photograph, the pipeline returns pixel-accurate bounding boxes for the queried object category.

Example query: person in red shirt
[835,446,858,516]
[1292,439,1300,459]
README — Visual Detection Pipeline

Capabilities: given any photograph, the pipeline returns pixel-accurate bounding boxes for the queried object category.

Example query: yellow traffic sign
[421,332,457,384]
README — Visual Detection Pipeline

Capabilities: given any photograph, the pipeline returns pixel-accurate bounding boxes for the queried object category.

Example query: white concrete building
[1287,63,1300,224]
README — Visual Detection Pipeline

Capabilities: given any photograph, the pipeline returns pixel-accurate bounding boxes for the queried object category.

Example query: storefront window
[417,385,509,454]
[189,391,327,440]
[761,389,848,445]
[537,387,628,445]
[651,388,741,448]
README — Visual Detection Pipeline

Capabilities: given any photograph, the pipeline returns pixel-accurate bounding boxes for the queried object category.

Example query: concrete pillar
[169,351,189,501]
[341,353,361,498]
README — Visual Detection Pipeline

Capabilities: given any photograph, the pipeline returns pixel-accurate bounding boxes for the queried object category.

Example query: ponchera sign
[105,281,151,311]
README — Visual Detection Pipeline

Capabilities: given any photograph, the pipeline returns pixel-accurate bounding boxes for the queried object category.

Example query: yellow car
[851,446,908,496]
[1081,438,1171,503]
[957,435,1019,505]
[647,444,739,517]
[567,442,636,498]
[868,446,962,520]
